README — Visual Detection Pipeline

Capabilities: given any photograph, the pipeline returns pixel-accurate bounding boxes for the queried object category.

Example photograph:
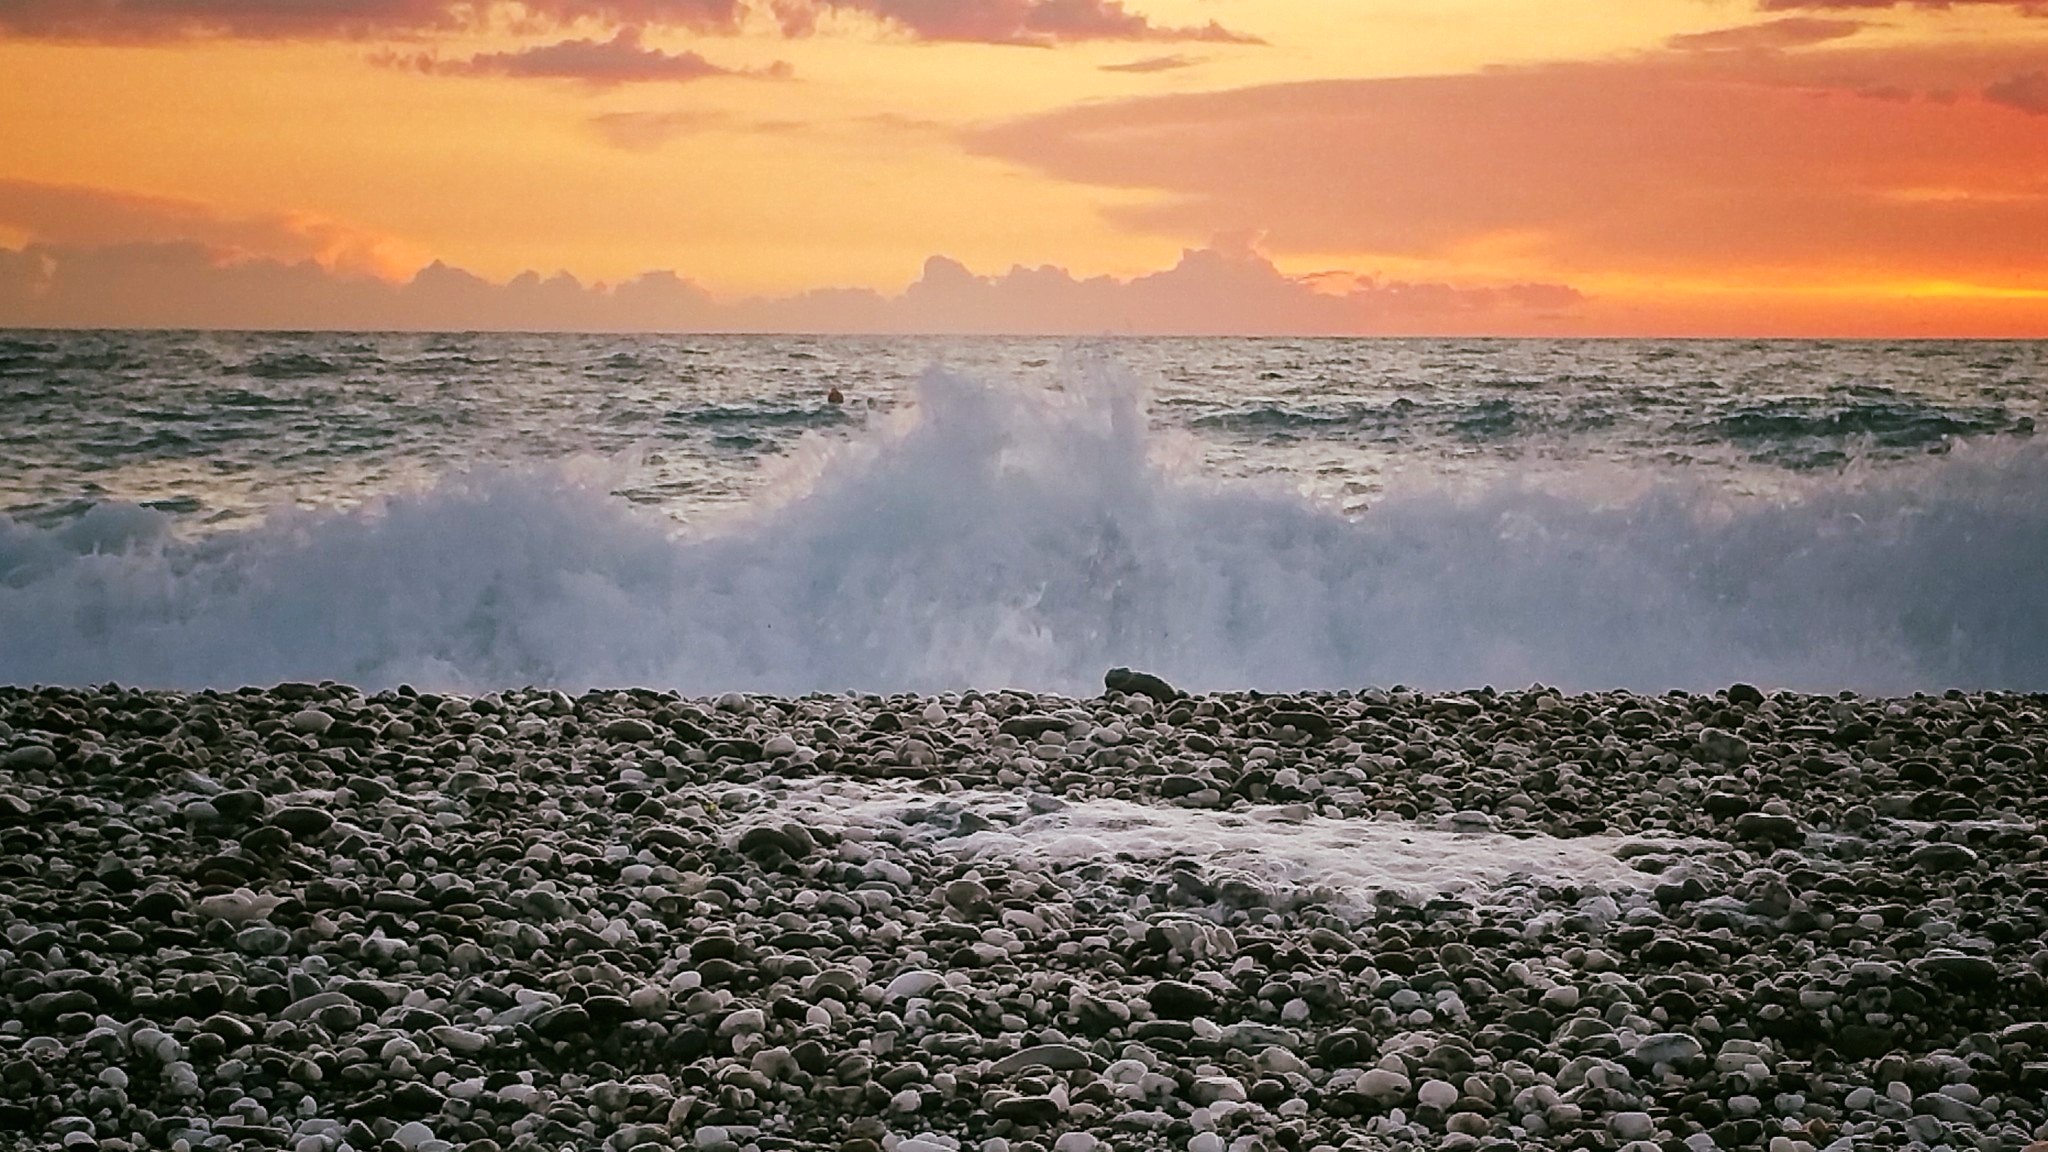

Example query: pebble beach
[3,675,2046,1152]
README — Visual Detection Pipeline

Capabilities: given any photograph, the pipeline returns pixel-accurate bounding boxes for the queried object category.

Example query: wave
[1687,396,2024,469]
[5,364,2048,694]
[671,403,856,430]
[236,351,345,380]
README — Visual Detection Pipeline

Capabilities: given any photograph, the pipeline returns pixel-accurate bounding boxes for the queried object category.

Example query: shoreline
[2,679,2045,1152]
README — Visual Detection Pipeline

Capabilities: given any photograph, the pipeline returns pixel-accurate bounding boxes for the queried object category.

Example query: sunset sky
[2,0,2047,335]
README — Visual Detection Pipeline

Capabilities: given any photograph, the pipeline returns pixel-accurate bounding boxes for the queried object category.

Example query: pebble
[1416,1080,1459,1110]
[0,680,2041,1152]
[1356,1069,1411,1103]
[884,969,946,1001]
[991,1043,1095,1075]
[4,742,57,769]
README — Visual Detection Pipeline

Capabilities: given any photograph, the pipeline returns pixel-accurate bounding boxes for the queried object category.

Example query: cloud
[0,201,1580,335]
[808,239,1583,334]
[0,178,422,277]
[1756,0,2047,11]
[386,27,785,85]
[587,108,922,149]
[1985,69,2048,112]
[589,108,733,148]
[1100,53,1201,73]
[968,42,2048,290]
[0,0,747,41]
[770,0,1261,45]
[4,219,2039,336]
[1667,17,1869,52]
[0,0,1259,46]
[0,242,721,330]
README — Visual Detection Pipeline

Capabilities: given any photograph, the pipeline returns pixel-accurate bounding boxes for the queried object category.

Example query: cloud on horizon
[1984,69,2048,112]
[382,27,787,84]
[0,178,423,277]
[0,222,1583,335]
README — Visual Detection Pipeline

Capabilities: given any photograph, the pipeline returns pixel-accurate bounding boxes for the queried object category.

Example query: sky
[1,0,2047,335]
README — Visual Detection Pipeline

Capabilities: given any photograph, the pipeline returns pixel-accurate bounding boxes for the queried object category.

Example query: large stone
[1147,979,1217,1019]
[1698,728,1750,764]
[990,1095,1062,1126]
[602,717,658,743]
[1907,842,1979,872]
[990,1044,1095,1076]
[1631,1033,1703,1068]
[882,970,945,1002]
[1104,667,1181,703]
[531,1004,592,1040]
[3,744,57,770]
[271,805,334,837]
[1914,952,2000,988]
[1355,1069,1411,1105]
[1731,812,1801,845]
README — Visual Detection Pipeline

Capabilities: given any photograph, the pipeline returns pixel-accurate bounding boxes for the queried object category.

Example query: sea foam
[4,363,2047,693]
[736,777,1677,911]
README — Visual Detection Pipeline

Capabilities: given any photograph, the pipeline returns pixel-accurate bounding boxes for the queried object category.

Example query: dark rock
[1912,953,2000,989]
[1147,980,1217,1019]
[1268,710,1333,740]
[1906,842,1978,872]
[602,717,658,743]
[530,1004,593,1040]
[369,890,430,914]
[738,823,814,860]
[25,989,97,1019]
[991,1095,1062,1126]
[1702,793,1750,819]
[998,715,1072,740]
[1731,812,1800,845]
[133,886,186,921]
[271,806,334,837]
[1104,667,1181,704]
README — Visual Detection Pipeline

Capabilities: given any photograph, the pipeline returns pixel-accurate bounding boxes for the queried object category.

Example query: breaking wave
[5,365,2047,694]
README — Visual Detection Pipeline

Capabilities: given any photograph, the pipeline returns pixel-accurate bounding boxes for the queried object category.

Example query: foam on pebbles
[0,678,2046,1152]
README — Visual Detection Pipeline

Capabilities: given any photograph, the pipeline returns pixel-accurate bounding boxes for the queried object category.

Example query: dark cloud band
[0,0,1257,45]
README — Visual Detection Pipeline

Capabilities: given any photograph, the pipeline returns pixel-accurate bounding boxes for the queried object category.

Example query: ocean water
[2,330,2045,694]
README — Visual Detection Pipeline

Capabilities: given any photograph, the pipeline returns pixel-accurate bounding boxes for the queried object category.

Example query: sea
[3,330,2045,695]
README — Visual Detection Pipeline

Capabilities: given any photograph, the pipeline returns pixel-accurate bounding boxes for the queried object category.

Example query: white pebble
[884,969,945,1001]
[1416,1079,1458,1110]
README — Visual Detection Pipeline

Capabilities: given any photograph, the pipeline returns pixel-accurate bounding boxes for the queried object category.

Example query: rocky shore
[2,677,2046,1152]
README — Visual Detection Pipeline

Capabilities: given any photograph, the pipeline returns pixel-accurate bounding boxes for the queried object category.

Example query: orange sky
[1,0,2046,335]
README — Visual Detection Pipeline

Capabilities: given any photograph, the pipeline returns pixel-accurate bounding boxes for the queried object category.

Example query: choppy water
[3,331,2046,693]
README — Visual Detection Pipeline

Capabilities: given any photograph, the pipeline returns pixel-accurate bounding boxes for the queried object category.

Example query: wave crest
[5,365,2047,693]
